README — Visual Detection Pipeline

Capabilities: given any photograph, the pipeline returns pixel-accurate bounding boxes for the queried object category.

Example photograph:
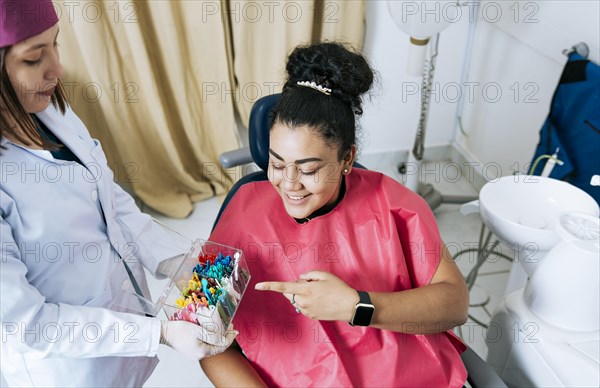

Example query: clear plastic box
[111,235,250,330]
[160,239,250,329]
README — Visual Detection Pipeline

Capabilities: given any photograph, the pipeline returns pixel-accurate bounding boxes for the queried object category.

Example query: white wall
[456,0,600,179]
[360,0,600,179]
[360,0,471,155]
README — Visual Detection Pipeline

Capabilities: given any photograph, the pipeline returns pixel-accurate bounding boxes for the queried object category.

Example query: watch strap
[349,290,375,326]
[357,290,371,305]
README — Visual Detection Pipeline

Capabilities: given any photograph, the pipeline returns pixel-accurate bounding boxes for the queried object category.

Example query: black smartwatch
[349,291,375,326]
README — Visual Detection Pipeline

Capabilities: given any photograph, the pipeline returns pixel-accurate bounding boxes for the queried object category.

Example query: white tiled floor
[142,160,511,387]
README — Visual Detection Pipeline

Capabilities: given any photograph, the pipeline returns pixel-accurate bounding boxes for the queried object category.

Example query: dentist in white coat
[0,1,236,386]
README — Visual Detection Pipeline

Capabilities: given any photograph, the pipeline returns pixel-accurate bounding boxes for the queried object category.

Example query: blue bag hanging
[530,52,600,205]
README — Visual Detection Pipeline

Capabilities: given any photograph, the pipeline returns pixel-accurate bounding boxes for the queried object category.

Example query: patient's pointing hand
[255,271,359,322]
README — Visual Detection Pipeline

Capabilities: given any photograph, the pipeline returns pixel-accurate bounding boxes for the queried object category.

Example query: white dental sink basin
[479,175,599,252]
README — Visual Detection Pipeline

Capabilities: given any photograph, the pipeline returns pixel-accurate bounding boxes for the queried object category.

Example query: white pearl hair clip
[296,80,332,96]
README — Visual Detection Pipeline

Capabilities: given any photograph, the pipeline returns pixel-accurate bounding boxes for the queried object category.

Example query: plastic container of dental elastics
[160,239,250,329]
[110,234,250,330]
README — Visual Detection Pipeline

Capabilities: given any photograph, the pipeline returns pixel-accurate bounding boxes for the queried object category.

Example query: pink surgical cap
[0,0,58,48]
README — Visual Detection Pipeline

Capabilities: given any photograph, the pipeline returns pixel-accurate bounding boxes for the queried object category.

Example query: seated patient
[203,42,469,387]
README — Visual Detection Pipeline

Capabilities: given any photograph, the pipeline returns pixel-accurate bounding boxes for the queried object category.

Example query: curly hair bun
[284,42,374,115]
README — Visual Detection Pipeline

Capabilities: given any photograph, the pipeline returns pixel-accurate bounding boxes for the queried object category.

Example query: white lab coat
[0,106,179,386]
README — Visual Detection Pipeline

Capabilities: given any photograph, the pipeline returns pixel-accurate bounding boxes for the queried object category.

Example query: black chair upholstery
[248,93,279,172]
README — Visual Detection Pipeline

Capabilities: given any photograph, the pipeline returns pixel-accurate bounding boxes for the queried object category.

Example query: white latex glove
[160,320,237,360]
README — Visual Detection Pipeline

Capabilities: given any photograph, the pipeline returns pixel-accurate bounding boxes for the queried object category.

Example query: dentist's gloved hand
[160,320,238,360]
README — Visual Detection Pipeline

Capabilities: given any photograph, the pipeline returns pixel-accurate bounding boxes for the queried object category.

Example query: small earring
[343,168,349,174]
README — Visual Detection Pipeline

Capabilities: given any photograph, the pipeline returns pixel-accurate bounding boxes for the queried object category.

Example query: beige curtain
[56,0,365,218]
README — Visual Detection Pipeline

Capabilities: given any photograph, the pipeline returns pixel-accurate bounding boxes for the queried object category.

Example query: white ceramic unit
[524,212,600,331]
[487,290,599,387]
[478,175,599,275]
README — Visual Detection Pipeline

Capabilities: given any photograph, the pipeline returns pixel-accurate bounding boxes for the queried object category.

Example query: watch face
[353,303,375,326]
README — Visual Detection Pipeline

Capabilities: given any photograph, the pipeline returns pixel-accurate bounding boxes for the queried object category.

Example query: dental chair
[214,94,507,388]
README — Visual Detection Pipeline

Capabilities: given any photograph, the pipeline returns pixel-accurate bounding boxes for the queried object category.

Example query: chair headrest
[249,93,281,171]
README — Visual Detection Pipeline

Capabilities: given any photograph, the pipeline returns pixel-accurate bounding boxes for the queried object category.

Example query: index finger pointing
[255,281,305,295]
